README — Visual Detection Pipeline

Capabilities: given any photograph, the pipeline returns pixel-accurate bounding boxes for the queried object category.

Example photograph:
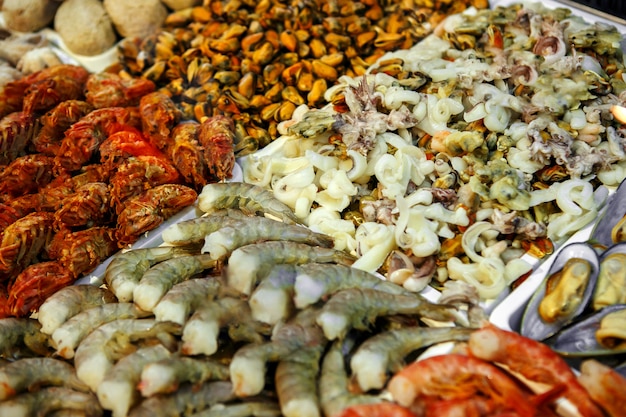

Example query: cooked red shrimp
[338,403,417,417]
[468,324,605,417]
[387,354,535,416]
[578,359,626,417]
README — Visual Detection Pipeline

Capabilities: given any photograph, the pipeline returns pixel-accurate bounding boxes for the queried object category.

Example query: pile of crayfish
[0,64,236,318]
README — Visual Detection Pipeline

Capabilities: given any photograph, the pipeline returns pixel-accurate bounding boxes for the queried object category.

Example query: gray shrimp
[198,182,302,224]
[128,381,236,417]
[227,241,355,295]
[248,264,297,325]
[73,318,178,391]
[350,326,474,391]
[202,216,334,259]
[153,278,221,325]
[139,355,230,397]
[104,245,197,303]
[161,212,243,246]
[316,288,456,340]
[97,344,172,417]
[182,297,269,356]
[37,285,116,335]
[189,401,282,417]
[275,347,323,417]
[319,341,381,417]
[51,303,152,359]
[0,318,50,358]
[293,263,410,309]
[229,308,326,397]
[0,387,103,417]
[0,357,89,401]
[133,254,217,312]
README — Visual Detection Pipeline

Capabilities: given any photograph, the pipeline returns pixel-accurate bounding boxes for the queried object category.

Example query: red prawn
[166,121,208,190]
[115,184,197,247]
[468,324,605,417]
[339,403,418,417]
[578,359,626,417]
[32,100,94,156]
[387,354,537,417]
[109,155,181,213]
[22,66,90,115]
[0,154,56,198]
[139,91,181,150]
[0,212,55,281]
[0,111,39,165]
[198,115,236,181]
[85,72,156,109]
[99,128,166,170]
[54,107,142,172]
[0,64,87,118]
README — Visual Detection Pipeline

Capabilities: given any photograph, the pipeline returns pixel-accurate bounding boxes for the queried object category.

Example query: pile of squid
[240,2,626,301]
[0,182,624,417]
[0,63,236,318]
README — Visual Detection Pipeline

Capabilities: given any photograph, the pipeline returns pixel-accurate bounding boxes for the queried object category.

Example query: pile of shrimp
[0,63,236,318]
[0,182,623,417]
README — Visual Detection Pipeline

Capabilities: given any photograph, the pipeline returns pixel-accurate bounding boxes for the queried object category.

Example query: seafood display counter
[2,0,626,416]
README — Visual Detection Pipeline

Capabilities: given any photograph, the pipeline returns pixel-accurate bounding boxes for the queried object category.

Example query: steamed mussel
[521,242,600,341]
[593,243,626,311]
[590,177,626,249]
[548,304,626,357]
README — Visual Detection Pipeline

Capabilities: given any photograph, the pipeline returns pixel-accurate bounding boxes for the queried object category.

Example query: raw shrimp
[202,216,334,260]
[0,387,102,417]
[160,211,243,245]
[387,354,536,416]
[133,254,217,312]
[226,241,355,295]
[293,263,409,309]
[350,326,474,391]
[104,245,197,303]
[319,341,382,417]
[73,318,159,391]
[0,357,88,400]
[138,355,230,397]
[128,381,236,417]
[578,359,626,417]
[188,401,282,417]
[468,324,605,417]
[316,288,456,340]
[37,285,116,335]
[198,182,302,225]
[230,308,326,397]
[0,317,50,357]
[97,344,172,417]
[338,403,417,417]
[275,346,323,417]
[248,264,297,325]
[153,278,221,325]
[51,302,152,359]
[182,296,268,356]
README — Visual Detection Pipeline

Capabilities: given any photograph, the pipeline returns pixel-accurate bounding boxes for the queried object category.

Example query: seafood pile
[114,0,488,155]
[0,64,235,318]
[240,2,626,301]
[1,182,624,417]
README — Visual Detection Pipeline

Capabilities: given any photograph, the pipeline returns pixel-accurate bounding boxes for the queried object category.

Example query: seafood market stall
[1,0,626,416]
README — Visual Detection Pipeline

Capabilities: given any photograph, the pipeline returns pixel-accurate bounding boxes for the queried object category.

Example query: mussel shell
[521,242,600,341]
[592,241,626,311]
[590,177,626,249]
[547,304,626,357]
